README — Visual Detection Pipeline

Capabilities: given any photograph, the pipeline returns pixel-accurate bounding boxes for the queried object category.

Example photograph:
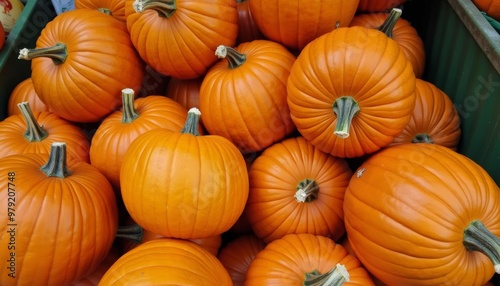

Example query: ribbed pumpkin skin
[472,0,500,20]
[0,111,90,164]
[236,0,264,44]
[245,233,375,285]
[344,144,500,285]
[165,77,203,110]
[357,0,406,12]
[246,137,352,243]
[7,78,49,116]
[120,128,249,239]
[0,154,118,285]
[249,0,359,51]
[70,247,122,286]
[30,9,144,123]
[98,238,232,285]
[349,12,426,78]
[125,0,238,79]
[217,234,266,286]
[389,79,461,150]
[287,26,416,158]
[75,0,126,21]
[199,40,296,153]
[90,95,188,191]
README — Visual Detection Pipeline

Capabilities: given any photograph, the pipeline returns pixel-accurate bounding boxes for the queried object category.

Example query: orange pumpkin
[0,142,118,285]
[344,143,500,285]
[165,76,203,111]
[472,0,500,21]
[7,78,50,116]
[357,0,407,12]
[120,108,249,239]
[249,0,359,51]
[389,79,461,150]
[70,246,122,286]
[98,238,232,285]
[246,136,352,243]
[0,102,90,165]
[236,0,264,44]
[350,8,426,78]
[125,0,239,79]
[19,9,144,123]
[245,233,375,285]
[75,0,126,21]
[287,26,416,158]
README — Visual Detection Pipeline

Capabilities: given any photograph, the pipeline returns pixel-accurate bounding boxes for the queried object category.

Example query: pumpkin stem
[97,7,112,15]
[412,133,434,144]
[295,179,319,203]
[18,43,67,65]
[181,107,201,136]
[333,96,360,139]
[133,0,176,18]
[377,8,402,38]
[17,102,49,142]
[115,224,144,244]
[215,45,247,69]
[40,142,72,178]
[463,220,500,274]
[303,264,350,286]
[121,88,140,123]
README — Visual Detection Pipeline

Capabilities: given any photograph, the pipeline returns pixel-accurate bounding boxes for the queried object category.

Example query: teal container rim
[449,0,500,73]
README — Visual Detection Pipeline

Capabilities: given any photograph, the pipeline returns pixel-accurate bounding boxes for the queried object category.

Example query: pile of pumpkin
[1,0,500,285]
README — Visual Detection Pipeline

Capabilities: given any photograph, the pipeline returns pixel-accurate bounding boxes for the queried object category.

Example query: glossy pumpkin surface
[344,143,500,285]
[287,26,416,158]
[7,78,50,116]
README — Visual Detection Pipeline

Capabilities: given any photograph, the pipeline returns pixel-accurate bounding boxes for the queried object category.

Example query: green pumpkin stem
[412,133,434,144]
[303,264,350,286]
[121,88,140,123]
[215,45,247,69]
[115,224,144,244]
[97,7,112,15]
[377,8,402,38]
[463,220,500,274]
[181,107,201,136]
[295,179,319,203]
[333,96,360,139]
[133,0,176,18]
[17,102,48,142]
[18,43,67,65]
[40,142,72,178]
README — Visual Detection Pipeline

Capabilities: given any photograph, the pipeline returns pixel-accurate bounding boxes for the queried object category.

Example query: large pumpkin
[125,0,239,79]
[0,142,118,285]
[344,143,500,285]
[199,40,296,153]
[287,26,416,158]
[249,0,360,51]
[19,9,144,123]
[246,136,352,243]
[120,108,249,239]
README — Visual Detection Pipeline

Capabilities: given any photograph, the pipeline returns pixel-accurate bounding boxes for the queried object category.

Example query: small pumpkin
[19,9,145,123]
[75,0,126,21]
[98,238,232,285]
[389,79,461,150]
[0,102,90,165]
[245,233,375,285]
[236,0,264,44]
[344,143,500,285]
[165,76,203,111]
[287,26,416,158]
[357,0,407,12]
[0,142,118,285]
[246,136,352,243]
[7,78,50,116]
[472,0,500,21]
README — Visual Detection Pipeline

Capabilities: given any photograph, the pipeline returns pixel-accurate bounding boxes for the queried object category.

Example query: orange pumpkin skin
[75,0,126,21]
[349,11,426,78]
[98,238,232,285]
[0,146,118,285]
[25,9,144,123]
[165,77,203,111]
[125,0,238,79]
[7,78,50,116]
[472,0,500,21]
[389,79,461,150]
[344,144,500,285]
[70,246,122,286]
[249,0,359,51]
[357,0,406,12]
[246,137,352,243]
[287,26,416,158]
[245,233,375,285]
[199,40,296,153]
[236,0,264,44]
[217,234,266,286]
